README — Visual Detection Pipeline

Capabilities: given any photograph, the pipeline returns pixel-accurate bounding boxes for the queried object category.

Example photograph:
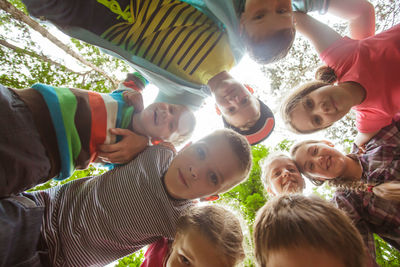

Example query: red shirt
[321,24,400,133]
[140,238,170,267]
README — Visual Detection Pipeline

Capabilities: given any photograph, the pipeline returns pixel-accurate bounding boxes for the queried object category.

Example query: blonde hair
[291,140,400,201]
[253,194,366,267]
[172,205,245,266]
[260,152,292,187]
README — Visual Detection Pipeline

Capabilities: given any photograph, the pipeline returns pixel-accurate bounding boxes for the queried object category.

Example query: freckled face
[164,136,243,200]
[290,85,352,133]
[166,228,229,267]
[293,142,347,180]
[266,157,305,195]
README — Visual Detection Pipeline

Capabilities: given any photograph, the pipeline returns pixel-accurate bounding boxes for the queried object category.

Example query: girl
[289,118,400,264]
[140,205,245,267]
[282,12,400,147]
[260,152,305,196]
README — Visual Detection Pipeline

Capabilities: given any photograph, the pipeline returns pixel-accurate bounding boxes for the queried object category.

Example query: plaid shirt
[333,118,400,266]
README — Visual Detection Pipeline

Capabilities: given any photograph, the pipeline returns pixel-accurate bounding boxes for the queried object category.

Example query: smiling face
[213,79,260,129]
[290,85,352,133]
[134,102,194,142]
[266,157,305,195]
[164,135,243,200]
[292,141,347,180]
[240,0,293,42]
[166,227,229,267]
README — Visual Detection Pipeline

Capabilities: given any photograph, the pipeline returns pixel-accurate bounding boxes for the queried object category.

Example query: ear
[215,104,221,116]
[321,140,334,147]
[199,195,219,202]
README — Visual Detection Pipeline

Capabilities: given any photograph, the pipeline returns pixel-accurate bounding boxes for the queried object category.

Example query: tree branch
[0,0,118,87]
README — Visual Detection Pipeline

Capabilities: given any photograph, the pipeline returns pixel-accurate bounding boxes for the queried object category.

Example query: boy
[0,129,252,266]
[253,194,366,267]
[260,152,305,195]
[22,0,275,145]
[0,73,196,197]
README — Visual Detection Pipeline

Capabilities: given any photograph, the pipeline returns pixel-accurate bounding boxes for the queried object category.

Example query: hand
[123,91,144,112]
[97,128,149,164]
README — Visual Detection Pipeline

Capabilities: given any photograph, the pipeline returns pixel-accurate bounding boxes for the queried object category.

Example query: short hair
[243,28,296,64]
[174,205,245,266]
[260,152,292,188]
[253,194,366,267]
[168,107,196,147]
[201,129,252,185]
[281,81,331,134]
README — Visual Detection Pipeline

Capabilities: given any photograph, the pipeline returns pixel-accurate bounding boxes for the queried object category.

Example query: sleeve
[355,111,393,133]
[140,238,170,267]
[292,0,330,14]
[332,191,379,266]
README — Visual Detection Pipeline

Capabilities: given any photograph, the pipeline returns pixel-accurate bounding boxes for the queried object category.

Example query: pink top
[320,24,400,133]
[140,238,170,267]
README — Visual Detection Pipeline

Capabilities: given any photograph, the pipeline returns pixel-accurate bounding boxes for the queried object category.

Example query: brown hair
[281,65,338,134]
[202,129,252,188]
[243,28,296,64]
[291,140,400,201]
[172,205,245,266]
[253,194,366,267]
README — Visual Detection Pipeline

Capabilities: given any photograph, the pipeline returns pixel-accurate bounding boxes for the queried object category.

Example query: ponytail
[371,182,400,202]
[315,66,337,84]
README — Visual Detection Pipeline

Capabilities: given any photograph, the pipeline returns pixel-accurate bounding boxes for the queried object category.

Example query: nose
[282,169,290,178]
[189,166,198,180]
[228,95,240,106]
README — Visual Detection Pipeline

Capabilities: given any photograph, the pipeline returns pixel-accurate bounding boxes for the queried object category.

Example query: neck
[341,156,363,181]
[131,113,146,136]
[207,71,229,94]
[340,82,366,106]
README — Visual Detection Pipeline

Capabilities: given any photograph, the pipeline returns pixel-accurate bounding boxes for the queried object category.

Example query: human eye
[313,116,322,126]
[179,255,191,265]
[273,171,281,178]
[228,107,236,113]
[305,98,314,109]
[196,146,206,160]
[253,12,265,20]
[209,172,219,185]
[240,96,249,105]
[289,168,296,173]
[312,147,318,156]
[277,8,288,14]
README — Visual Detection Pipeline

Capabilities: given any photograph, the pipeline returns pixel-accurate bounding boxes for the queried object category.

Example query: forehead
[269,157,295,170]
[176,228,229,267]
[290,102,317,132]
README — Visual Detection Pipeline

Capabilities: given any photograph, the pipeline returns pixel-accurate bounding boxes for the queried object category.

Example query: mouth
[154,109,158,125]
[178,169,189,188]
[283,180,298,192]
[326,156,332,170]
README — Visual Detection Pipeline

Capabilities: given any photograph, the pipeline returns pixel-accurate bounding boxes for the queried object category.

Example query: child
[253,194,366,267]
[141,205,245,267]
[22,0,275,145]
[282,12,400,147]
[0,73,196,197]
[0,129,252,266]
[182,0,375,64]
[290,118,400,263]
[260,152,305,195]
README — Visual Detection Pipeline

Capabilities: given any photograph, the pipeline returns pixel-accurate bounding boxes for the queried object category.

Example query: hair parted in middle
[173,205,245,266]
[281,65,338,134]
[243,28,296,64]
[253,194,366,267]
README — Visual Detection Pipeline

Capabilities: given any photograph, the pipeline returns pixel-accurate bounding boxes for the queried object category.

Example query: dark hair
[315,66,337,84]
[243,28,296,64]
[254,194,366,267]
[174,205,245,266]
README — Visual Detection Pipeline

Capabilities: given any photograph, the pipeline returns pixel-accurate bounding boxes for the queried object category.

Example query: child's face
[166,227,229,267]
[267,157,304,195]
[290,85,351,132]
[213,78,260,129]
[164,135,243,200]
[293,142,347,180]
[264,247,345,267]
[240,0,293,42]
[137,102,193,141]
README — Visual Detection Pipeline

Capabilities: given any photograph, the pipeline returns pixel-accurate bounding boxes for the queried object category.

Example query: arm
[327,0,375,40]
[293,12,342,54]
[354,131,379,148]
[97,128,149,164]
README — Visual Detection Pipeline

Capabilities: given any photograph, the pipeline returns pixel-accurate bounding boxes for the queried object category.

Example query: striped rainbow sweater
[27,84,134,180]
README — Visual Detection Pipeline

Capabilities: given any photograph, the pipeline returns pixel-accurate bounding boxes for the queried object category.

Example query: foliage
[375,235,400,267]
[116,249,145,267]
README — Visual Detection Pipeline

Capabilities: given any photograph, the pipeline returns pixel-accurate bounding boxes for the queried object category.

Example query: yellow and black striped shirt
[99,0,235,85]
